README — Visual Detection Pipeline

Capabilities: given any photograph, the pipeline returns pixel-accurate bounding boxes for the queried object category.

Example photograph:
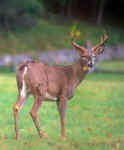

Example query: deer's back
[16,61,73,99]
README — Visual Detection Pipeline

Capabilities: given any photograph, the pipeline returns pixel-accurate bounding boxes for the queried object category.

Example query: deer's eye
[82,56,87,61]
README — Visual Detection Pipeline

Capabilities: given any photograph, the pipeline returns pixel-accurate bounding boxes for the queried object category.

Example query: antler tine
[91,33,108,52]
[70,32,86,53]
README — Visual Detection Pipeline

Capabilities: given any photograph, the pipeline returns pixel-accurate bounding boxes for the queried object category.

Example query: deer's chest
[67,82,78,100]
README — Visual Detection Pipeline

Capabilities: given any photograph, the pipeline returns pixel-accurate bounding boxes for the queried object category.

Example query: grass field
[0,71,124,150]
[98,60,124,72]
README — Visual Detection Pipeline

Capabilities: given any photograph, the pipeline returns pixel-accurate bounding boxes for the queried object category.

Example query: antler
[70,32,86,53]
[91,33,108,54]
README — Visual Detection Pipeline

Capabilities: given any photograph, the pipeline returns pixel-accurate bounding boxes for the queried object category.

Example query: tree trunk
[96,0,106,25]
[66,0,73,18]
[5,15,10,31]
[91,0,98,22]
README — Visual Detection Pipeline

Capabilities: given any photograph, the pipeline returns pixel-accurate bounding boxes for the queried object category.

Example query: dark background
[0,0,124,30]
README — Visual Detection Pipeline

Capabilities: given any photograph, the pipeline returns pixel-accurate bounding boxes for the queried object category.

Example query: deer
[13,33,108,140]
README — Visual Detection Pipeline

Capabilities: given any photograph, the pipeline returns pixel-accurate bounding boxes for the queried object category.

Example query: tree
[0,0,42,30]
[39,0,73,17]
[96,0,107,25]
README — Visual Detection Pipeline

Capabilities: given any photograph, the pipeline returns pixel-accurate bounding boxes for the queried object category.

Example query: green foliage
[0,0,42,29]
[59,0,70,7]
[0,72,124,149]
[39,0,70,14]
[0,19,123,54]
[39,0,57,12]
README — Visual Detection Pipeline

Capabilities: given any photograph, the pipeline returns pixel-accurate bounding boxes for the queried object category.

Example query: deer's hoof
[61,136,66,141]
[16,135,19,140]
[40,132,49,139]
[39,134,44,139]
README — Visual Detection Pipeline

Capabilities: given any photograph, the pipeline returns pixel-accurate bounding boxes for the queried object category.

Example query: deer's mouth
[88,63,93,68]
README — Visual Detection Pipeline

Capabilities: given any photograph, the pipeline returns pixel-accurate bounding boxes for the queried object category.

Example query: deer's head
[70,32,108,69]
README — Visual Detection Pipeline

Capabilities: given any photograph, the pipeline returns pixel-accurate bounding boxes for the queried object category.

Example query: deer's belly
[45,92,58,101]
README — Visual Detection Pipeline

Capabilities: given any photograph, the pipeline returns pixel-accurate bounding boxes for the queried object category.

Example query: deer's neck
[72,59,89,87]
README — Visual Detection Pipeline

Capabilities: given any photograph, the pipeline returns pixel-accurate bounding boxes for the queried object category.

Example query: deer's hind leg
[13,93,29,140]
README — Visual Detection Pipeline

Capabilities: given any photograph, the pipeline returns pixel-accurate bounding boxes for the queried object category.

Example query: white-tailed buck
[13,33,108,140]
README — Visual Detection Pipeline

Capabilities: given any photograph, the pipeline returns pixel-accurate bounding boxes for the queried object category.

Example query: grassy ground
[0,18,124,55]
[98,60,124,72]
[0,71,124,150]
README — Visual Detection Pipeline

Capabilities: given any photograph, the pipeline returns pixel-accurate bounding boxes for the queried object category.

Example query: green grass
[0,71,124,150]
[0,18,124,55]
[98,60,124,72]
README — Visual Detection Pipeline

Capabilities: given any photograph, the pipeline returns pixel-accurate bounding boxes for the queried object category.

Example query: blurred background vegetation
[0,0,123,54]
[0,0,123,73]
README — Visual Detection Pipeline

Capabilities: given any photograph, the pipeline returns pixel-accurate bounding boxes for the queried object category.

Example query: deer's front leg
[57,95,67,140]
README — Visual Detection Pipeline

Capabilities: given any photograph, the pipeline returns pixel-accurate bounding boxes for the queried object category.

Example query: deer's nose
[88,62,93,68]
